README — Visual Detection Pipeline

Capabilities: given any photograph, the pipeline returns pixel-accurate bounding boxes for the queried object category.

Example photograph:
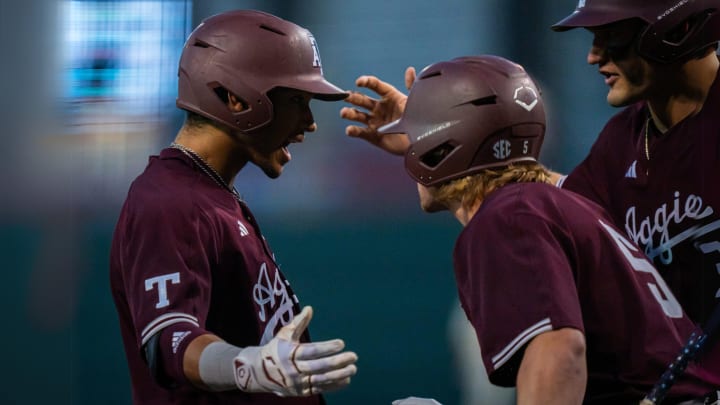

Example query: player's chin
[606,86,637,107]
[262,159,289,179]
[257,152,290,179]
[261,164,284,179]
[420,198,447,213]
[607,92,629,107]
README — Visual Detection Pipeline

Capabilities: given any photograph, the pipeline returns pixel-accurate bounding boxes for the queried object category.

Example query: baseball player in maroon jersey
[549,0,720,334]
[109,10,357,405]
[350,55,720,404]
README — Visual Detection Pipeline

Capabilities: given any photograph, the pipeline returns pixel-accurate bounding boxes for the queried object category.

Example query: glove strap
[198,341,243,391]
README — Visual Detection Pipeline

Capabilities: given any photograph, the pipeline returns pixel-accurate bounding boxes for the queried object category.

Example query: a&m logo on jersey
[493,139,512,160]
[513,85,538,112]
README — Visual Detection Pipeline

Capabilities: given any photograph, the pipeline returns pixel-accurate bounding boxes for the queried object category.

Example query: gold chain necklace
[644,116,651,161]
[170,142,243,202]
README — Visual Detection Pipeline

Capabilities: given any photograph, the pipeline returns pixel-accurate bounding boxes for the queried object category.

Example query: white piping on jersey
[555,175,568,188]
[141,312,199,345]
[492,317,552,370]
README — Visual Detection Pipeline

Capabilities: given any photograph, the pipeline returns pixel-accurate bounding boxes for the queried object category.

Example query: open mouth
[280,134,305,161]
[600,70,619,86]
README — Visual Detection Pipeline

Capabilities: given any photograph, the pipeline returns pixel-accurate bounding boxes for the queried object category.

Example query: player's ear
[227,92,246,113]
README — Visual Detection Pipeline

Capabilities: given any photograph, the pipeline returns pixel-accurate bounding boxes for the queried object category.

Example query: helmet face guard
[176,10,347,133]
[380,55,546,187]
[552,0,720,64]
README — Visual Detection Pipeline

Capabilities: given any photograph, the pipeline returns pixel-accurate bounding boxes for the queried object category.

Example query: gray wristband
[198,341,243,391]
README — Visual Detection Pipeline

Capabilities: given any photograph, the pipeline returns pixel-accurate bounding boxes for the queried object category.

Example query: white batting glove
[233,306,358,396]
[392,397,443,405]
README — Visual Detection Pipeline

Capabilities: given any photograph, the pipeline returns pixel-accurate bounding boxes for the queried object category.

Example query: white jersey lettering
[253,263,296,344]
[624,191,714,264]
[601,219,683,318]
[145,272,180,309]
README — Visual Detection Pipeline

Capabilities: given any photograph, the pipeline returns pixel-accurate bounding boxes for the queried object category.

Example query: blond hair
[432,162,551,210]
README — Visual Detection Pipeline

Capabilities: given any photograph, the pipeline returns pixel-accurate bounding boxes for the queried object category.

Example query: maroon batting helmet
[552,0,720,64]
[176,10,347,133]
[379,55,546,187]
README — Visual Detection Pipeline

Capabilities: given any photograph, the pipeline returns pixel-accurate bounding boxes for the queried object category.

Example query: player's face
[247,87,316,178]
[587,20,653,107]
[416,183,447,213]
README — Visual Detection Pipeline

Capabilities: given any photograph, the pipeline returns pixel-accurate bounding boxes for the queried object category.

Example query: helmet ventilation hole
[259,24,286,36]
[192,40,211,48]
[210,84,249,110]
[420,71,442,80]
[470,95,497,106]
[421,142,457,167]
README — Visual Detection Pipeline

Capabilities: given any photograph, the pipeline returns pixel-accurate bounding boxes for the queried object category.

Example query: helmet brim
[294,77,348,101]
[551,8,633,31]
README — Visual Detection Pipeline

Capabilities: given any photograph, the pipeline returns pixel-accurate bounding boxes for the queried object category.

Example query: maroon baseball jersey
[454,182,720,403]
[561,64,720,328]
[110,148,323,405]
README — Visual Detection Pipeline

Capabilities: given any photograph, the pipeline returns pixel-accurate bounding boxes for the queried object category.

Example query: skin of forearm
[184,333,223,389]
[515,328,587,405]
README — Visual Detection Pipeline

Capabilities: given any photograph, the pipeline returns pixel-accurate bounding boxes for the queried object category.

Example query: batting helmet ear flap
[637,7,720,63]
[208,75,274,132]
[178,65,274,133]
[420,142,459,168]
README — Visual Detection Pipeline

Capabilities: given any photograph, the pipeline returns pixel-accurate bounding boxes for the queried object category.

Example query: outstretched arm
[183,306,358,396]
[340,67,416,155]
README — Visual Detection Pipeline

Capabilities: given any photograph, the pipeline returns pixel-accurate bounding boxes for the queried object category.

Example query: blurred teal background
[0,0,617,403]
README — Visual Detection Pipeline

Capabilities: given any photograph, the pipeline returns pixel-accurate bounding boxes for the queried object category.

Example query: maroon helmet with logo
[379,55,546,187]
[552,0,720,64]
[176,10,347,133]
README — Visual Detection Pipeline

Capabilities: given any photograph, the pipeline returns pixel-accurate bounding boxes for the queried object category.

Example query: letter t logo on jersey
[145,272,180,309]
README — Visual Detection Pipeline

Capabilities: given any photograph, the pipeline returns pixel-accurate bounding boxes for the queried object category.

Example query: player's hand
[340,67,416,155]
[392,396,443,405]
[233,306,358,396]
